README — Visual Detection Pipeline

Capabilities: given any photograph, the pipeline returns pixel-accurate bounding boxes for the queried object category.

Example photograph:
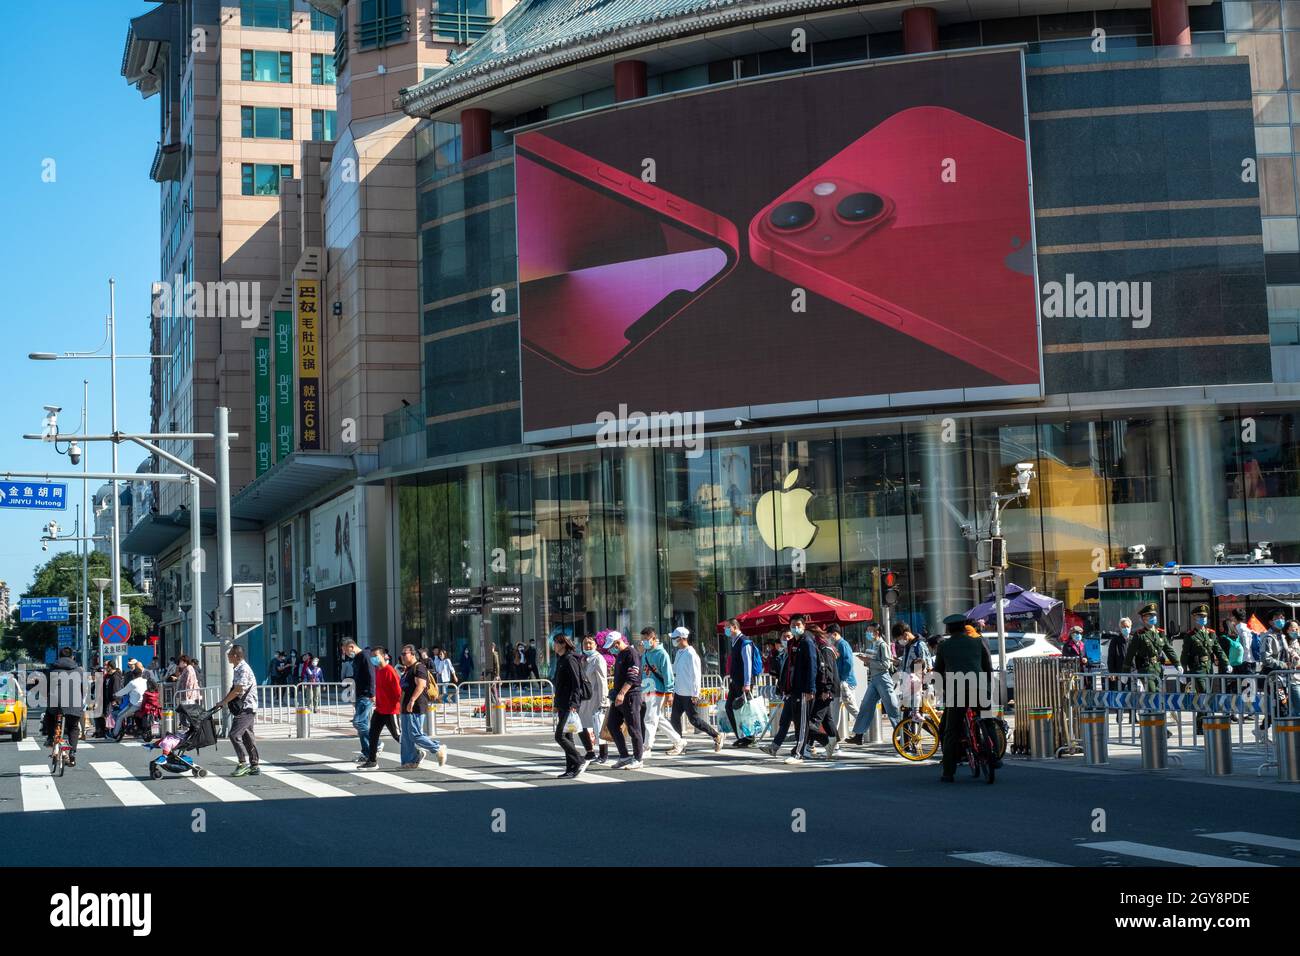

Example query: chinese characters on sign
[0,481,68,511]
[296,279,322,451]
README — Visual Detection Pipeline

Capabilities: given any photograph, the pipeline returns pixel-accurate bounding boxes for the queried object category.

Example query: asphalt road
[2,731,1298,867]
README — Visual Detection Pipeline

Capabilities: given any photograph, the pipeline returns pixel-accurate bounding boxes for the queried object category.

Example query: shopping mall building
[123,0,1300,676]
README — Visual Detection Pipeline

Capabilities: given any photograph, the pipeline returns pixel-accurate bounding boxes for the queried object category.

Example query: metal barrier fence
[436,680,557,735]
[1070,670,1273,751]
[1010,657,1083,756]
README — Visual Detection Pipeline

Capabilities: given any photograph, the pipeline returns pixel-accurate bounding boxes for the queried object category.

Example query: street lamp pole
[988,463,1035,711]
[81,380,89,669]
[109,279,122,620]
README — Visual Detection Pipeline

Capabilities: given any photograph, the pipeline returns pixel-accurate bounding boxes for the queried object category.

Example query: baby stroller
[145,704,218,779]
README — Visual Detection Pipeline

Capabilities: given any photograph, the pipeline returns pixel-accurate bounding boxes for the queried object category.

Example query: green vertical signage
[273,309,294,461]
[253,336,272,477]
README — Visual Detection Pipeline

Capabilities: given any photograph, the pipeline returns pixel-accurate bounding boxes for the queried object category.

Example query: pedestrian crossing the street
[0,739,890,813]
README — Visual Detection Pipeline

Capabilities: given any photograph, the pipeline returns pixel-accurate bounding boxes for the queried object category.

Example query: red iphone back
[749,106,1038,383]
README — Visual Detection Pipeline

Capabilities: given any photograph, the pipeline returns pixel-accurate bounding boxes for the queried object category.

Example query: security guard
[934,612,994,783]
[1180,602,1228,735]
[1123,601,1179,692]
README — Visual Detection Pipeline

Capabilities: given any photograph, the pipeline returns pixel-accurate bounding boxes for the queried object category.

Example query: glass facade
[311,109,337,142]
[241,163,293,196]
[241,0,292,30]
[396,407,1300,671]
[241,106,293,140]
[311,53,336,86]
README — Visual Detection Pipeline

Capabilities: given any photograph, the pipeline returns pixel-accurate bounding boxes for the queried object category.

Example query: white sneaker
[784,754,805,765]
[376,741,385,755]
[612,757,633,770]
[623,759,643,770]
[665,744,685,756]
[713,735,724,753]
[436,746,448,767]
[826,738,838,759]
[575,759,590,777]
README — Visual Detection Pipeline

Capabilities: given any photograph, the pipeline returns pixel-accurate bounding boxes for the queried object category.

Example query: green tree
[0,551,153,661]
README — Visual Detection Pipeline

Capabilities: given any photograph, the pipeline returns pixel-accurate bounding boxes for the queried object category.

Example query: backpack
[815,641,840,696]
[746,641,764,683]
[1226,636,1245,667]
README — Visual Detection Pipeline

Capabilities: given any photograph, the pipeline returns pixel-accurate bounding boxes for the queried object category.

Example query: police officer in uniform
[1123,601,1179,693]
[1180,602,1228,735]
[934,613,994,783]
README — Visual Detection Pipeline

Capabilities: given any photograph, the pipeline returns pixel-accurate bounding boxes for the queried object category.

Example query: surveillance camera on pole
[1014,462,1035,496]
[67,441,81,466]
[42,405,61,441]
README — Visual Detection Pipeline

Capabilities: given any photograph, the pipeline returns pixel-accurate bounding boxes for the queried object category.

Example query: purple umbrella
[966,584,1063,636]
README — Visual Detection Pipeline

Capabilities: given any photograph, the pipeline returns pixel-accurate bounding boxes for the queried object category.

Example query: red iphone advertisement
[515,50,1039,433]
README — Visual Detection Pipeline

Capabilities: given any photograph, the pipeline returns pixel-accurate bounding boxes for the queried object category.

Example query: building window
[241,163,292,196]
[240,0,292,30]
[357,0,408,50]
[311,109,338,141]
[311,53,336,85]
[241,106,293,139]
[241,49,292,82]
[433,0,493,45]
[311,8,338,32]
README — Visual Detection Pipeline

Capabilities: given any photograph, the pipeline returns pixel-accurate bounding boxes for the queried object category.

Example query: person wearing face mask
[1062,626,1086,659]
[638,627,683,759]
[1230,608,1257,674]
[1124,602,1179,692]
[577,635,609,766]
[723,619,763,747]
[761,614,817,763]
[669,626,724,754]
[1107,618,1134,724]
[1180,603,1228,736]
[342,640,378,763]
[359,647,401,770]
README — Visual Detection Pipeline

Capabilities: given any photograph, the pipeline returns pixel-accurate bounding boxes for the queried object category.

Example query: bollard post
[295,706,311,739]
[423,708,434,737]
[868,703,885,745]
[161,708,175,735]
[1275,715,1300,783]
[1139,711,1168,770]
[1080,708,1108,765]
[1203,715,1233,776]
[1027,707,1053,759]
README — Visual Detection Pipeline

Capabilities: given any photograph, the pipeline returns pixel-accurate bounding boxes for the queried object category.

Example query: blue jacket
[835,637,856,687]
[641,645,675,693]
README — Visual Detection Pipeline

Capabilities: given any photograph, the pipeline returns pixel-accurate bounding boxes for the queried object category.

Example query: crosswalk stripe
[376,751,533,789]
[951,851,1068,867]
[292,753,445,794]
[1200,832,1300,853]
[16,740,36,751]
[221,757,353,798]
[1080,841,1274,867]
[20,765,63,811]
[623,764,704,779]
[487,743,788,776]
[468,749,619,784]
[90,762,165,807]
[188,773,260,802]
[819,861,886,867]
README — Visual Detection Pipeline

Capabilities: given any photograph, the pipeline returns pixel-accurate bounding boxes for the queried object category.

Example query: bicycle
[893,692,942,761]
[960,706,997,784]
[48,713,73,777]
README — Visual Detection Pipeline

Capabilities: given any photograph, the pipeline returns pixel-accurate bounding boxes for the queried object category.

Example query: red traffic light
[883,571,897,588]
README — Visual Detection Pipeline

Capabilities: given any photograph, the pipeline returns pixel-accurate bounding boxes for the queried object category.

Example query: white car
[980,631,1060,695]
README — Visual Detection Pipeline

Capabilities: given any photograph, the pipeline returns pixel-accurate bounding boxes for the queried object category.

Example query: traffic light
[882,569,900,608]
[206,608,218,636]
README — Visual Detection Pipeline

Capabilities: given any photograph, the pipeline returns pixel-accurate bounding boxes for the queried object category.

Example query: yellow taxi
[0,672,28,741]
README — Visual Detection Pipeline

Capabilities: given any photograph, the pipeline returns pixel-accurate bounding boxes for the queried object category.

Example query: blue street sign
[57,625,75,648]
[44,648,56,665]
[20,597,69,622]
[0,481,67,511]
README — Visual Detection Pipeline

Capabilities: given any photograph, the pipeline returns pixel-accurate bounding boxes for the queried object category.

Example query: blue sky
[0,1,156,598]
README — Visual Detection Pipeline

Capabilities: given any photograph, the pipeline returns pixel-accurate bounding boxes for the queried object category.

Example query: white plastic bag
[561,709,582,735]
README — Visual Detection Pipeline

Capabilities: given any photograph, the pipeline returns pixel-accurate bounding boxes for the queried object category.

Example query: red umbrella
[719,589,874,635]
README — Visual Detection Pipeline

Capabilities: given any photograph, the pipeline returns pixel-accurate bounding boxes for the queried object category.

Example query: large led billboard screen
[515,49,1038,433]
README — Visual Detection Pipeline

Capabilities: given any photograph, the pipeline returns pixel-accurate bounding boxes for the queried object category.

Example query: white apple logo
[756,469,818,551]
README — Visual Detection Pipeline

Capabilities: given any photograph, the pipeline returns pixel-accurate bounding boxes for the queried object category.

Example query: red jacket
[374,664,401,714]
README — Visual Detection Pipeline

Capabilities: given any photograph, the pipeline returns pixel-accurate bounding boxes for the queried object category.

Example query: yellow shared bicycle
[891,685,1008,762]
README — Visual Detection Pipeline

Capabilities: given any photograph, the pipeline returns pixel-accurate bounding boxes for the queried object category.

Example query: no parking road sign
[100,615,131,645]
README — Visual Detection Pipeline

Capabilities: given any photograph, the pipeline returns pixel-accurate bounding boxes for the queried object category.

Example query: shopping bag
[737,695,767,739]
[716,705,732,734]
[562,709,582,735]
[598,714,614,743]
